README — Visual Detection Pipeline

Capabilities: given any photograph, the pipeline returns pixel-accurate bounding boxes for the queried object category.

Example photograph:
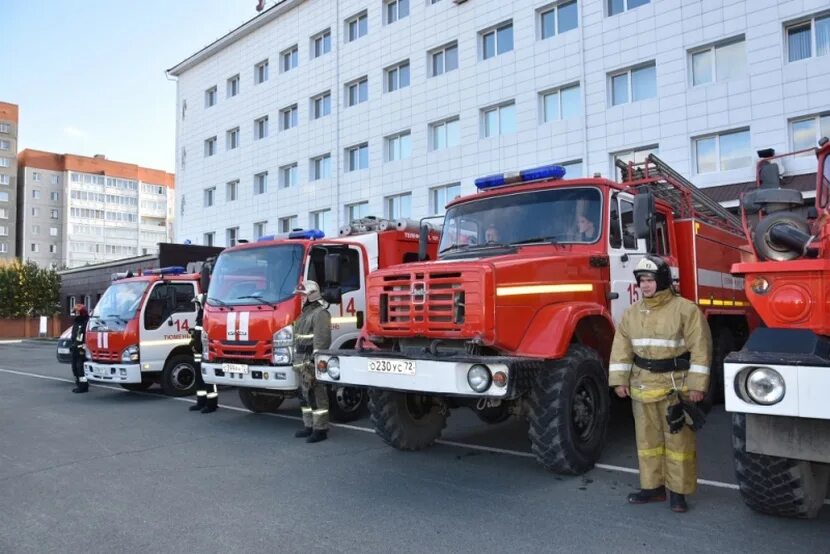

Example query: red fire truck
[84,267,205,396]
[315,157,756,474]
[200,220,438,421]
[725,138,830,518]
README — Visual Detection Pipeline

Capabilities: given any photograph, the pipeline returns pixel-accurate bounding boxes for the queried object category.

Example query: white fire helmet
[294,280,323,304]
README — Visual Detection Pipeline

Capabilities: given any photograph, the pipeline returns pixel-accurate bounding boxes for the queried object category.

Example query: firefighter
[69,303,90,394]
[188,294,218,414]
[609,255,712,513]
[292,280,331,443]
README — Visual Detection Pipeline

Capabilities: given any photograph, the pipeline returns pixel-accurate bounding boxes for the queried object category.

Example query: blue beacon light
[475,163,566,190]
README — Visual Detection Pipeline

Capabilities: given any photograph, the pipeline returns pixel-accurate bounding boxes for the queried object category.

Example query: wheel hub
[572,377,599,442]
[171,363,195,390]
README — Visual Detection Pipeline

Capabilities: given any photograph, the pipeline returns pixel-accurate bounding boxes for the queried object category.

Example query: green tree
[0,260,61,317]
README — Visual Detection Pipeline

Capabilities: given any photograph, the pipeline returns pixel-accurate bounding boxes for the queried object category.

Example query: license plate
[367,359,416,376]
[222,363,249,374]
[58,348,70,354]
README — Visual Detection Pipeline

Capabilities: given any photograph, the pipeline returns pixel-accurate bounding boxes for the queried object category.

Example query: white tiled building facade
[169,0,830,246]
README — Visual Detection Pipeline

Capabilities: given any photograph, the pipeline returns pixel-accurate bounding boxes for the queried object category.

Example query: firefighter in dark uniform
[188,293,218,413]
[70,303,90,394]
[609,255,712,513]
[292,280,331,443]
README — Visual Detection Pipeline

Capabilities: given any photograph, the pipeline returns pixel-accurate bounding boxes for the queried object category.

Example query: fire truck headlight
[325,357,340,380]
[467,364,492,393]
[121,345,139,363]
[750,277,770,295]
[272,347,292,365]
[273,325,293,347]
[745,367,785,405]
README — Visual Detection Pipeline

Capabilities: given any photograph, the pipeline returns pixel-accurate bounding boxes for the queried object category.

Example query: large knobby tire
[368,390,448,450]
[700,326,734,413]
[527,344,610,475]
[160,355,198,397]
[327,385,368,423]
[238,388,285,413]
[733,413,830,518]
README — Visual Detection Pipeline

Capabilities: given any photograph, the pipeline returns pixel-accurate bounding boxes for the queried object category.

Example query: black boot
[669,492,688,513]
[72,377,88,394]
[190,393,207,412]
[201,394,218,413]
[294,427,313,438]
[305,429,328,443]
[627,486,666,504]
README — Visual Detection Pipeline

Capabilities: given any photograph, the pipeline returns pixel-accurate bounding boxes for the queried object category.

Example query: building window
[253,221,268,239]
[787,14,830,62]
[481,21,513,60]
[227,74,240,97]
[254,116,269,140]
[791,113,830,151]
[226,227,239,247]
[610,62,656,106]
[385,61,410,92]
[311,154,332,180]
[539,1,578,39]
[0,158,9,168]
[346,77,369,107]
[690,38,746,86]
[385,0,409,24]
[204,187,215,207]
[50,209,58,219]
[0,192,8,202]
[32,190,40,199]
[50,226,58,236]
[226,180,239,202]
[346,11,368,42]
[310,209,333,236]
[226,127,240,150]
[0,175,8,185]
[32,225,40,235]
[204,232,215,246]
[49,244,57,254]
[280,163,298,188]
[0,208,6,218]
[312,91,331,119]
[312,29,331,58]
[51,174,60,185]
[32,207,40,216]
[430,117,460,151]
[279,216,298,233]
[386,131,412,161]
[0,139,9,151]
[254,171,268,195]
[559,160,584,177]
[205,86,217,107]
[204,136,217,157]
[0,243,7,253]
[430,42,458,77]
[346,143,369,172]
[613,145,658,179]
[482,102,516,138]
[33,172,41,181]
[280,105,299,130]
[254,59,269,84]
[346,201,369,222]
[0,225,6,236]
[281,45,299,72]
[430,182,461,214]
[385,193,412,219]
[608,0,649,17]
[541,83,581,122]
[0,123,9,133]
[31,243,40,253]
[694,129,752,173]
[50,191,59,201]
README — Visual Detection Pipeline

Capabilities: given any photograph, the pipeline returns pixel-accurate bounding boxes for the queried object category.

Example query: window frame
[429,117,461,151]
[429,182,461,215]
[226,180,239,202]
[608,0,650,17]
[254,171,268,195]
[689,36,746,87]
[280,163,299,189]
[785,13,830,63]
[281,45,299,73]
[204,136,217,157]
[205,86,218,108]
[254,59,269,84]
[312,91,332,119]
[693,129,752,174]
[345,77,369,107]
[480,21,514,60]
[385,60,411,92]
[540,82,582,122]
[346,11,368,42]
[311,154,332,180]
[385,131,412,162]
[278,216,298,233]
[280,104,299,131]
[312,29,332,58]
[385,0,410,24]
[226,227,239,247]
[254,116,269,140]
[346,143,369,172]
[346,201,370,222]
[481,102,517,138]
[429,41,459,77]
[609,62,656,106]
[227,74,240,97]
[538,0,579,40]
[226,127,240,150]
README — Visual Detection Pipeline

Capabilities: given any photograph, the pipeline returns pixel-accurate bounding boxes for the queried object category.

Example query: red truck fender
[517,302,615,363]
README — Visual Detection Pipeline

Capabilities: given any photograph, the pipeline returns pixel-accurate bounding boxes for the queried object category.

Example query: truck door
[307,245,365,346]
[608,192,647,323]
[139,281,197,372]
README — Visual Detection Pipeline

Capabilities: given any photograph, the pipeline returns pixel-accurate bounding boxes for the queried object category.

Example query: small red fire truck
[316,157,756,474]
[725,138,830,518]
[200,219,438,421]
[84,267,204,396]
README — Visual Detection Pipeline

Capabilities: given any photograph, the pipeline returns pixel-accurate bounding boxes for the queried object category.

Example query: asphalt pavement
[0,341,828,553]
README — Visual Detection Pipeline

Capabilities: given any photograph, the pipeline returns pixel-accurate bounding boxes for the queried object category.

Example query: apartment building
[0,102,19,260]
[168,0,830,246]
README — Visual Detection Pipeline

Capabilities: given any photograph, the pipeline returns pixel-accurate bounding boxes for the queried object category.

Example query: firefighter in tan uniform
[292,280,331,443]
[609,255,712,513]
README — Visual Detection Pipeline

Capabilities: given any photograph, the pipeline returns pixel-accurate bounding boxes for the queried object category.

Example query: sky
[2,0,268,173]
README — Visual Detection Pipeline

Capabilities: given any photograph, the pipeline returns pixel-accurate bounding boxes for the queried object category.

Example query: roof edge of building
[17,149,175,188]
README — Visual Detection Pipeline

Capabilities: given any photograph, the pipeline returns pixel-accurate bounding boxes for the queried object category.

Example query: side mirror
[199,262,211,293]
[418,224,429,261]
[356,310,364,329]
[633,190,655,240]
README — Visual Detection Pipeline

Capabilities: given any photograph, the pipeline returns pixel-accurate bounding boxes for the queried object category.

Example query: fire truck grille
[90,349,120,362]
[210,340,272,364]
[380,271,467,333]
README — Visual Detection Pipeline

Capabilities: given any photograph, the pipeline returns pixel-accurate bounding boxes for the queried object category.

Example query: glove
[666,402,685,434]
[666,398,706,434]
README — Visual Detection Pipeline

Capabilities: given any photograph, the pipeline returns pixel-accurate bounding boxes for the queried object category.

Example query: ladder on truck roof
[615,153,744,237]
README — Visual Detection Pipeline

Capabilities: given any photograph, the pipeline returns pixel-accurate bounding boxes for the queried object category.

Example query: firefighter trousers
[631,397,697,495]
[299,376,329,431]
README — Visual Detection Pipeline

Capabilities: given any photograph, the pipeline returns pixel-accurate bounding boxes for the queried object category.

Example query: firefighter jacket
[293,302,331,374]
[70,312,89,353]
[609,289,712,402]
[189,304,203,356]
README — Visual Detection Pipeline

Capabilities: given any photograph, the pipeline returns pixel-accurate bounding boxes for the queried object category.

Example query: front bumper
[56,341,72,364]
[85,361,143,384]
[725,360,830,419]
[202,362,299,390]
[315,350,521,398]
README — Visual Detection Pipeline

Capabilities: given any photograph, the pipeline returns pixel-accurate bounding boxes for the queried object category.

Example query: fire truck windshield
[208,244,303,307]
[439,187,602,255]
[92,281,149,321]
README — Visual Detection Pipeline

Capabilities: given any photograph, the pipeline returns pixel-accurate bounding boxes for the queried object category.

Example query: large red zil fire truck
[84,267,205,396]
[200,220,438,420]
[725,138,830,518]
[315,157,756,474]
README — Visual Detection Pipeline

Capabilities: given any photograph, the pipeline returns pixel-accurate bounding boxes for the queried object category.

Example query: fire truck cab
[316,159,755,475]
[200,221,438,421]
[84,267,203,396]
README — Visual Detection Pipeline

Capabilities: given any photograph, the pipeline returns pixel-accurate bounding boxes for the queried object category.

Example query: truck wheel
[474,402,511,424]
[238,389,284,413]
[369,390,448,450]
[700,327,734,413]
[527,344,609,475]
[733,413,830,518]
[160,355,197,397]
[327,385,367,423]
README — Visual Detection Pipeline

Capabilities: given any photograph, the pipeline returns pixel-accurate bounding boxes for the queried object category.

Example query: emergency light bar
[143,266,186,276]
[288,229,324,240]
[474,164,566,190]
